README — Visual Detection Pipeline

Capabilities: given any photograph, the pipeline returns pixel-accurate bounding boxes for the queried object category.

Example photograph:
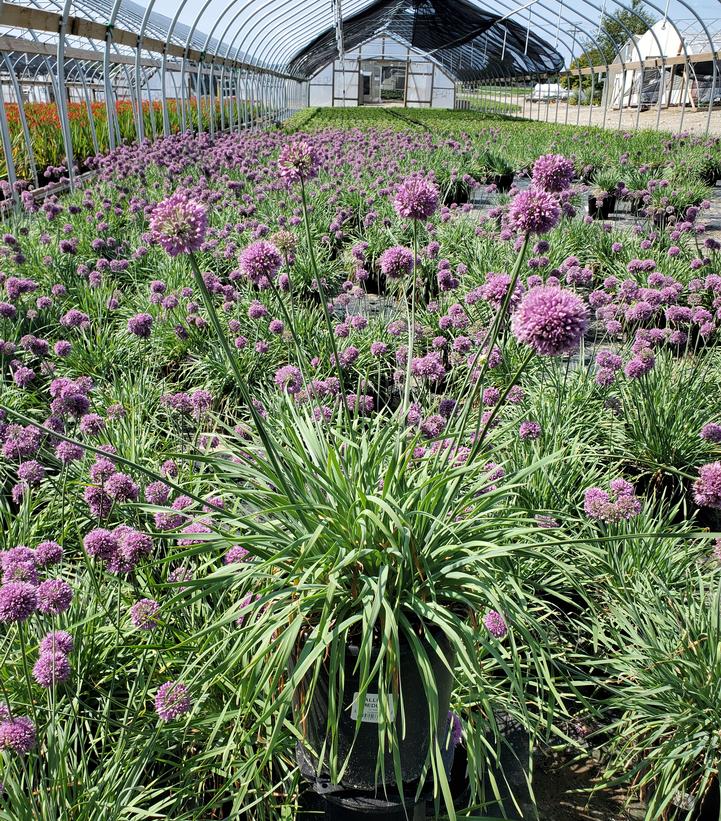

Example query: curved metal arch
[250,0,584,82]
[463,0,614,126]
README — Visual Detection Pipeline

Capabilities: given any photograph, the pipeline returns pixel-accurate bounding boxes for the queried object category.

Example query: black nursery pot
[587,194,616,219]
[294,629,455,791]
[493,172,514,193]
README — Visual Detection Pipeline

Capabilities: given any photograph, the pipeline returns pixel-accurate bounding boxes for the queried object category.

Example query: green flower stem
[187,252,297,503]
[17,624,37,725]
[299,179,351,427]
[402,220,420,414]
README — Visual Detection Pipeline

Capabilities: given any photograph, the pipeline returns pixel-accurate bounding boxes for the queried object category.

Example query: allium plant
[134,156,591,814]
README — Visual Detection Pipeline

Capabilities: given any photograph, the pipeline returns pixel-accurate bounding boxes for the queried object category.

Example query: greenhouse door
[360,60,407,104]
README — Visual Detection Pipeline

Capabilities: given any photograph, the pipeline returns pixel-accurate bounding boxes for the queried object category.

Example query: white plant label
[350,692,395,723]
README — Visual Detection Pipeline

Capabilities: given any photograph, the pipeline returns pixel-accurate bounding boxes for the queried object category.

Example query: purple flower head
[17,460,45,487]
[519,420,541,441]
[40,630,74,655]
[79,413,105,435]
[595,350,622,371]
[693,462,721,509]
[36,578,73,615]
[83,528,119,561]
[127,313,153,339]
[130,598,160,630]
[508,189,561,235]
[410,351,446,382]
[0,582,37,622]
[105,472,139,502]
[155,680,192,721]
[624,353,655,379]
[378,245,414,278]
[149,190,208,257]
[225,545,249,564]
[274,364,303,395]
[483,610,508,638]
[145,481,171,505]
[0,716,36,754]
[532,154,574,193]
[240,241,282,286]
[393,177,439,221]
[33,652,70,688]
[35,541,62,567]
[512,286,588,355]
[700,423,721,444]
[56,441,84,465]
[278,141,320,184]
[480,272,524,310]
[448,711,463,747]
[584,479,641,523]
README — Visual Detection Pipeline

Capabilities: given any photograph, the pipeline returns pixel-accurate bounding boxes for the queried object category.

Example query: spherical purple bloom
[512,286,588,355]
[277,141,320,184]
[508,189,561,235]
[693,462,721,509]
[60,308,90,329]
[116,528,153,567]
[595,350,623,371]
[584,480,641,523]
[17,460,45,487]
[32,652,70,688]
[339,346,359,367]
[83,528,118,561]
[155,680,192,721]
[40,630,74,655]
[105,472,139,502]
[145,481,171,505]
[12,366,35,388]
[378,246,414,278]
[149,190,208,257]
[274,364,302,395]
[2,558,36,585]
[370,341,388,356]
[35,541,62,567]
[0,716,36,754]
[701,423,721,444]
[393,177,439,221]
[483,610,508,638]
[240,241,282,286]
[410,351,446,382]
[0,582,37,622]
[480,272,524,310]
[532,154,574,193]
[127,313,153,339]
[225,545,249,564]
[55,441,84,465]
[130,598,160,630]
[519,420,541,441]
[79,413,105,435]
[624,355,655,379]
[36,578,73,615]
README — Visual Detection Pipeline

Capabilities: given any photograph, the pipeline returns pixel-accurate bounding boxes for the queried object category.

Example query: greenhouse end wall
[307,35,456,108]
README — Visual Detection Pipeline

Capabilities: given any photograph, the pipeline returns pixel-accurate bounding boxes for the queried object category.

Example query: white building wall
[307,34,456,108]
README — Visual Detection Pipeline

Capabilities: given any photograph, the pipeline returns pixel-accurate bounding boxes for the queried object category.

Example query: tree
[562,0,656,95]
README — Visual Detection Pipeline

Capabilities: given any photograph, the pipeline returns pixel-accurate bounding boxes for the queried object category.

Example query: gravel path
[504,99,721,135]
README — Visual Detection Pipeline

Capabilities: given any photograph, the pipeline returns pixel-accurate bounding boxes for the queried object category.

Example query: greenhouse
[2,0,721,818]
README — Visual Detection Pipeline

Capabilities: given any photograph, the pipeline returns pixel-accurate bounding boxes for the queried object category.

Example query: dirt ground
[510,98,721,135]
[532,753,644,821]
